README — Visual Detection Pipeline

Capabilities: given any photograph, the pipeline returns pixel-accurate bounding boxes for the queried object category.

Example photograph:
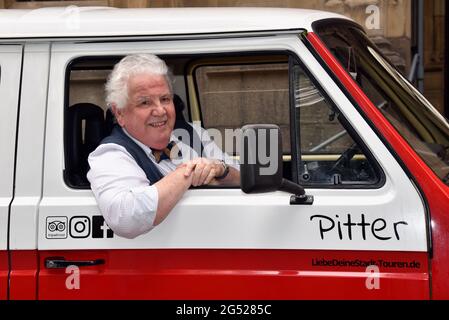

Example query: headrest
[105,108,116,136]
[173,94,186,121]
[65,103,105,187]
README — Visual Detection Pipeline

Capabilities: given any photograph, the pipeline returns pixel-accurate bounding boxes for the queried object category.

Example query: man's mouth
[148,120,167,128]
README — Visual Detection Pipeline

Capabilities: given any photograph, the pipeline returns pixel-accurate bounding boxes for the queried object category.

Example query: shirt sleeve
[87,143,158,239]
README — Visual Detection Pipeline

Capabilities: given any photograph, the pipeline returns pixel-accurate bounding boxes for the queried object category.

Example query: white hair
[105,53,173,109]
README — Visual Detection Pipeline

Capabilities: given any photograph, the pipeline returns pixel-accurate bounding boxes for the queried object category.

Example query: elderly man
[87,54,239,239]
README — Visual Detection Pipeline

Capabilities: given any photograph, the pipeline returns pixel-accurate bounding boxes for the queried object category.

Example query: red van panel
[0,251,8,300]
[37,250,428,300]
[9,251,38,300]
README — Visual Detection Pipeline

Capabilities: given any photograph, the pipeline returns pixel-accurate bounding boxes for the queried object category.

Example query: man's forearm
[153,167,192,226]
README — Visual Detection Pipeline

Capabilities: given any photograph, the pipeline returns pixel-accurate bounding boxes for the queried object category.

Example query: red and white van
[0,7,448,300]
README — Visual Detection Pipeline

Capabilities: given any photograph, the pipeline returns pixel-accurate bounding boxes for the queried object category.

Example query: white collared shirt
[87,125,238,239]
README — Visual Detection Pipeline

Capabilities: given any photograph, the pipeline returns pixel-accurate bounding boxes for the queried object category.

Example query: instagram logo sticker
[69,216,91,238]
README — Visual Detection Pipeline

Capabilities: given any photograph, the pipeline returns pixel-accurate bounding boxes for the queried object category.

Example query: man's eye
[160,96,171,104]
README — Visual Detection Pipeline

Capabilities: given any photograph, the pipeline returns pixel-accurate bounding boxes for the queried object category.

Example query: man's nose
[152,100,167,115]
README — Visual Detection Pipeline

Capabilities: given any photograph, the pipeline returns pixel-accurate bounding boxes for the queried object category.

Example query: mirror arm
[279,179,314,205]
[279,178,305,196]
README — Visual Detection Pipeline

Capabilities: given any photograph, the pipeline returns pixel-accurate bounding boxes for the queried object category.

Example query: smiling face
[114,73,176,150]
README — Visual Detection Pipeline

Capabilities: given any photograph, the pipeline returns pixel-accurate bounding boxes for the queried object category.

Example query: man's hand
[182,158,224,187]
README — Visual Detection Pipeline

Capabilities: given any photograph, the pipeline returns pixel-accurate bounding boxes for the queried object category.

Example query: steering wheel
[328,143,360,173]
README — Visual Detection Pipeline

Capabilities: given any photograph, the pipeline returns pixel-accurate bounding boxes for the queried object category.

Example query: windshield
[314,20,449,185]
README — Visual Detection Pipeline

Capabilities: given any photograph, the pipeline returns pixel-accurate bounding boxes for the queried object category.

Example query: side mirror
[239,124,313,205]
[240,124,283,193]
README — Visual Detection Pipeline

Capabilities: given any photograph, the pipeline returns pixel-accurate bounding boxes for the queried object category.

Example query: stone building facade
[0,0,445,114]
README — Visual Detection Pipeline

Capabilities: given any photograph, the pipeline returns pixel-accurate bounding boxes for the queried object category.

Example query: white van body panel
[0,45,22,250]
[29,35,427,252]
[0,7,350,39]
[9,44,50,250]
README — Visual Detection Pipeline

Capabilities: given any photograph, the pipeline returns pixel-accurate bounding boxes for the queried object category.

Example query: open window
[63,58,115,189]
[63,56,195,189]
[64,53,298,189]
[63,51,382,190]
[191,55,295,181]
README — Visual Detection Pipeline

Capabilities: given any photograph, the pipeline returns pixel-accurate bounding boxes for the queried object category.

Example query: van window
[193,56,381,187]
[63,58,119,189]
[195,63,290,149]
[314,21,449,185]
[63,55,295,189]
[193,58,293,180]
[292,62,381,187]
[64,54,381,189]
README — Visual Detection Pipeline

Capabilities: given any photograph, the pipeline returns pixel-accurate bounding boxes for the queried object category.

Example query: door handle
[45,257,105,269]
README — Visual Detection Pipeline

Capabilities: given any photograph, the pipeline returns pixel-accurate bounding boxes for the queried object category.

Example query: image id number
[220,304,271,315]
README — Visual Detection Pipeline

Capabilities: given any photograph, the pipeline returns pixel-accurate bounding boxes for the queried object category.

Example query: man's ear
[111,104,125,127]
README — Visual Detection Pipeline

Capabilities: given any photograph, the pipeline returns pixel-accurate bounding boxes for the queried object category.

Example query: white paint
[31,35,428,252]
[9,44,50,250]
[0,45,22,251]
[36,186,427,251]
[0,7,350,39]
[62,5,81,31]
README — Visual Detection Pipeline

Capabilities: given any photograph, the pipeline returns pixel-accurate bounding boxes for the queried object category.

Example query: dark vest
[100,122,204,185]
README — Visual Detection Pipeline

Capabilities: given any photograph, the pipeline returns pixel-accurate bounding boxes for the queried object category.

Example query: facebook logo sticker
[92,216,114,239]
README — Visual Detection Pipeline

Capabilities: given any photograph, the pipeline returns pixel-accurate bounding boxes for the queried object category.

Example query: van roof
[0,7,350,39]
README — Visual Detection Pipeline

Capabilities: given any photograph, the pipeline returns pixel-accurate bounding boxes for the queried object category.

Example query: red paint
[9,250,38,300]
[308,32,449,299]
[38,250,428,300]
[0,251,8,300]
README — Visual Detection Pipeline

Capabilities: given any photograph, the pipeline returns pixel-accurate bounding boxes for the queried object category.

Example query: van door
[8,43,50,300]
[189,53,430,299]
[0,45,23,300]
[37,35,428,299]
